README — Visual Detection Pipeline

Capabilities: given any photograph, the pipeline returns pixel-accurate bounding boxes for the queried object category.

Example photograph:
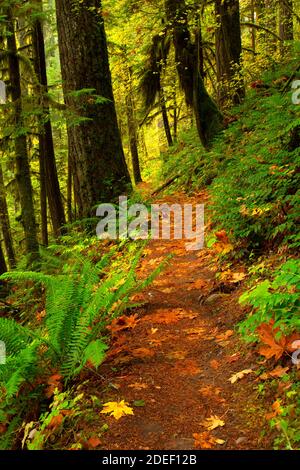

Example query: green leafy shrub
[0,244,164,448]
[239,259,300,338]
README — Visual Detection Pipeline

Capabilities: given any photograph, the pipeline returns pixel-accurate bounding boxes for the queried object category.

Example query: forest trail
[91,192,272,450]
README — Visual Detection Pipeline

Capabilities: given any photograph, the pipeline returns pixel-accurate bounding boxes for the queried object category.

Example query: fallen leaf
[101,400,134,420]
[133,400,145,407]
[216,330,234,343]
[0,424,7,434]
[215,230,230,244]
[226,353,240,363]
[210,359,220,370]
[86,437,102,448]
[149,310,181,324]
[229,369,253,384]
[167,350,186,360]
[107,314,139,335]
[175,359,202,376]
[266,400,283,420]
[131,348,155,358]
[256,321,286,361]
[184,327,206,337]
[159,287,175,294]
[230,272,246,283]
[187,279,208,290]
[45,373,63,398]
[47,414,63,430]
[199,385,220,397]
[269,365,290,378]
[202,415,225,430]
[193,431,225,449]
[128,382,148,390]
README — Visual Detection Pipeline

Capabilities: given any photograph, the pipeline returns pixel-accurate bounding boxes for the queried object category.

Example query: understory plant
[0,242,163,448]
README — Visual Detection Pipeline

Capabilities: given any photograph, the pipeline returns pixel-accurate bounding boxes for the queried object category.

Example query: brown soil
[88,192,272,450]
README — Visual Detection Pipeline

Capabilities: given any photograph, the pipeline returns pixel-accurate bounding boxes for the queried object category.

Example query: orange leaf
[131,348,155,358]
[193,431,225,449]
[86,437,102,448]
[257,321,286,361]
[107,315,139,335]
[47,414,63,430]
[269,365,290,378]
[175,359,202,376]
[266,400,283,420]
[210,359,220,370]
[0,424,7,434]
[215,230,230,244]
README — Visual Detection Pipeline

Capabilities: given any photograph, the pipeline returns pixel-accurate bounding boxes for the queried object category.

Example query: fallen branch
[151,174,181,196]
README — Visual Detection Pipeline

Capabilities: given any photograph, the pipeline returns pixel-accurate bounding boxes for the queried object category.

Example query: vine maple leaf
[101,400,134,420]
[193,432,225,449]
[202,415,225,430]
[107,314,139,335]
[229,369,253,384]
[256,321,287,360]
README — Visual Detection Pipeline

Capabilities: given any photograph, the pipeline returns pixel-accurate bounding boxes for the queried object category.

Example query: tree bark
[159,87,173,147]
[5,7,39,264]
[0,242,7,275]
[32,0,66,238]
[39,138,48,246]
[55,0,131,218]
[215,0,244,106]
[0,164,16,268]
[279,0,293,54]
[165,0,223,148]
[126,93,142,184]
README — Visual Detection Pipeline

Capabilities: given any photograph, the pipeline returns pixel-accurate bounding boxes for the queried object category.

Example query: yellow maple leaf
[229,369,253,384]
[202,415,225,430]
[101,400,134,420]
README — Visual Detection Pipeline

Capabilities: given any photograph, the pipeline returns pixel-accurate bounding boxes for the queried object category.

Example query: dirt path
[92,193,272,450]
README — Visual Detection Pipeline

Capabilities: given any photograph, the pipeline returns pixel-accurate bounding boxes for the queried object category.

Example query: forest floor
[83,191,274,450]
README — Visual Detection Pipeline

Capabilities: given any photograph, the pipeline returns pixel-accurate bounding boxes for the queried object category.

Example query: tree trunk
[159,87,173,147]
[0,243,7,275]
[39,138,48,246]
[165,0,223,148]
[0,164,16,268]
[67,152,73,223]
[215,0,244,106]
[125,93,142,184]
[279,0,293,54]
[250,0,256,53]
[32,0,66,238]
[125,64,142,184]
[5,7,39,264]
[55,0,131,218]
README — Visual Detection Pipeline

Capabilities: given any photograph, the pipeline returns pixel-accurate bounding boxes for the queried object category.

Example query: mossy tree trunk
[125,65,142,184]
[0,164,16,268]
[279,0,293,55]
[55,0,131,217]
[0,243,7,275]
[165,0,223,148]
[215,0,244,106]
[6,7,39,264]
[32,0,66,238]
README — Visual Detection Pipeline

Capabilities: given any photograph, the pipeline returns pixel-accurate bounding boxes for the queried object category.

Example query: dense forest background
[0,0,299,452]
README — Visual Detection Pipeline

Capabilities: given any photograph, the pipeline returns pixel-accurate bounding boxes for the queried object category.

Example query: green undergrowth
[0,236,164,449]
[161,65,300,448]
